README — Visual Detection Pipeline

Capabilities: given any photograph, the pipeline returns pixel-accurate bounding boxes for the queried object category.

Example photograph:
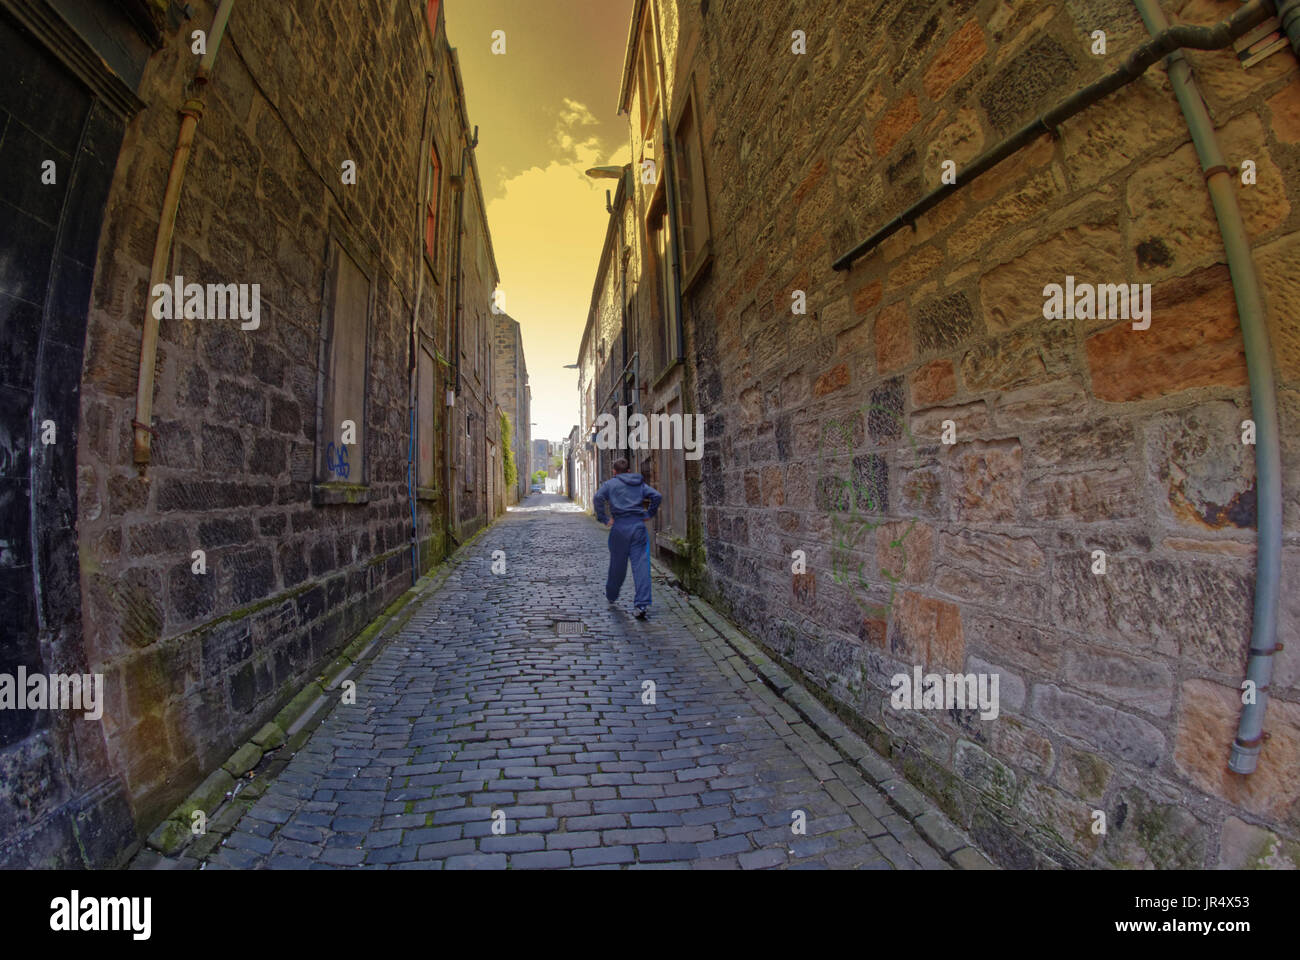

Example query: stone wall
[663,0,1300,867]
[69,0,497,842]
[493,313,530,503]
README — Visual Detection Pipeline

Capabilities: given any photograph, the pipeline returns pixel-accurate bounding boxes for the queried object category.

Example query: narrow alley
[3,0,1299,901]
[188,495,975,870]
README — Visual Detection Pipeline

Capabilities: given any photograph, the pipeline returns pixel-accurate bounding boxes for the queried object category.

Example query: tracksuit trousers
[606,516,652,609]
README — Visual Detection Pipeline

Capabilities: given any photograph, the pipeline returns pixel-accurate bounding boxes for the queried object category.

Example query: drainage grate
[554,620,584,637]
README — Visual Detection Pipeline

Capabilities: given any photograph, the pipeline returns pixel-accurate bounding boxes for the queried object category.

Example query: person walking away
[593,457,661,619]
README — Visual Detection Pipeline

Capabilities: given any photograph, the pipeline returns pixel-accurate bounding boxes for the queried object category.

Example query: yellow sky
[445,0,634,443]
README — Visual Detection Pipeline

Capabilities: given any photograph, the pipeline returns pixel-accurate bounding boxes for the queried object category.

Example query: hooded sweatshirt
[594,472,662,523]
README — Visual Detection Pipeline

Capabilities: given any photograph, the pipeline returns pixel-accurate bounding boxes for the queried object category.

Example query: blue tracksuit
[594,472,662,609]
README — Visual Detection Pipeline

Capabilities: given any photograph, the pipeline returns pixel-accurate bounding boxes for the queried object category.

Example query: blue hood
[595,472,661,521]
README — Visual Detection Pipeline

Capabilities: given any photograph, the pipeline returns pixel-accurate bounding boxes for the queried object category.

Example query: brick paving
[202,494,960,870]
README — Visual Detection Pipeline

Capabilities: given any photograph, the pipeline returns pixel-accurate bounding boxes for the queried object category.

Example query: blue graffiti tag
[325,442,350,479]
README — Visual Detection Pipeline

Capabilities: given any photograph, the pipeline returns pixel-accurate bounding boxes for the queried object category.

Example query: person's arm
[594,483,610,524]
[643,483,662,519]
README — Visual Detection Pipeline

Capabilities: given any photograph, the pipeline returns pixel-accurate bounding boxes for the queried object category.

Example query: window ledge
[313,482,370,506]
[416,485,439,502]
[651,357,683,392]
[656,532,690,557]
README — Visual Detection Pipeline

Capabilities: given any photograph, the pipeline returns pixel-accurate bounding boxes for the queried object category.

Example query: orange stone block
[911,358,956,406]
[923,20,987,102]
[875,301,912,374]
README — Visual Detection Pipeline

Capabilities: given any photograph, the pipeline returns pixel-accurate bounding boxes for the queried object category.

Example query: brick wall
[654,0,1300,867]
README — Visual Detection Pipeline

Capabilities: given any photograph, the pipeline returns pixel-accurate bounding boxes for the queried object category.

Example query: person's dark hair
[611,457,630,473]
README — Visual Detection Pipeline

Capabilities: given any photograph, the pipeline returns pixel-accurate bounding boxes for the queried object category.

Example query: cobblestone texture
[200,496,971,870]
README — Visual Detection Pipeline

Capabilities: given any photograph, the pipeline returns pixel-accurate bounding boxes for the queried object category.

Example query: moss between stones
[145,818,189,857]
[251,722,285,750]
[175,768,236,823]
[273,682,323,732]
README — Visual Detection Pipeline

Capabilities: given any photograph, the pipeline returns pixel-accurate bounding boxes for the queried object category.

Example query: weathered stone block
[954,739,1018,806]
[1101,786,1208,870]
[911,401,989,440]
[948,439,1021,522]
[1127,114,1288,282]
[874,93,919,157]
[1062,647,1173,717]
[874,301,912,374]
[1030,683,1165,769]
[1023,467,1138,523]
[1027,418,1135,468]
[1146,400,1255,532]
[939,529,1044,578]
[1173,679,1300,820]
[1055,743,1111,802]
[1047,555,1250,670]
[222,742,263,778]
[888,591,964,672]
[915,292,975,355]
[1217,816,1300,869]
[962,325,1068,392]
[911,358,955,406]
[923,20,986,101]
[979,222,1124,333]
[876,520,932,584]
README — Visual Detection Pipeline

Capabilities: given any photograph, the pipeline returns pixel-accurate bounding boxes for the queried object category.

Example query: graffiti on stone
[816,401,922,621]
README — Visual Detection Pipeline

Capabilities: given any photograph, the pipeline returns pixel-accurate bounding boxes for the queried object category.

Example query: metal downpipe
[1133,0,1284,775]
[133,0,237,469]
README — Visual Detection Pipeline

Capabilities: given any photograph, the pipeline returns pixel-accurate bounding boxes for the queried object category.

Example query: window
[426,0,440,37]
[673,88,711,287]
[417,341,436,489]
[648,209,676,371]
[637,14,659,137]
[425,141,442,265]
[317,239,371,488]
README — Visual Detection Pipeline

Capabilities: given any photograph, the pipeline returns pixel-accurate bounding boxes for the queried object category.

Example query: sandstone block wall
[670,0,1300,867]
[72,0,493,836]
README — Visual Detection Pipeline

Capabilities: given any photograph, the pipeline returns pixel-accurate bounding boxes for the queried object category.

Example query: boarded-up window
[649,209,675,371]
[673,89,711,285]
[418,341,436,487]
[319,242,370,483]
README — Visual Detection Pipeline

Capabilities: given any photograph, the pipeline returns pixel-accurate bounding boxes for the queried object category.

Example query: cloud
[552,98,612,165]
[485,100,629,440]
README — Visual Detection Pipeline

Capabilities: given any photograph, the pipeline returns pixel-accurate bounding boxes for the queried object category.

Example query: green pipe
[1133,0,1284,775]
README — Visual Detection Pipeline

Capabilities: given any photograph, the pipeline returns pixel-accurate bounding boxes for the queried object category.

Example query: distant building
[493,314,531,503]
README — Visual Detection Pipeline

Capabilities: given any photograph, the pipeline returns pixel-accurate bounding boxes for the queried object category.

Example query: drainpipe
[132,0,237,469]
[1133,0,1285,775]
[407,71,436,586]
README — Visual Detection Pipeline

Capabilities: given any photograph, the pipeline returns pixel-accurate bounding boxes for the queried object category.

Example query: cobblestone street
[201,495,973,870]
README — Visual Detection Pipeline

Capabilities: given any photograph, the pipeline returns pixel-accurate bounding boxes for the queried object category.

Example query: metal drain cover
[554,620,584,637]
